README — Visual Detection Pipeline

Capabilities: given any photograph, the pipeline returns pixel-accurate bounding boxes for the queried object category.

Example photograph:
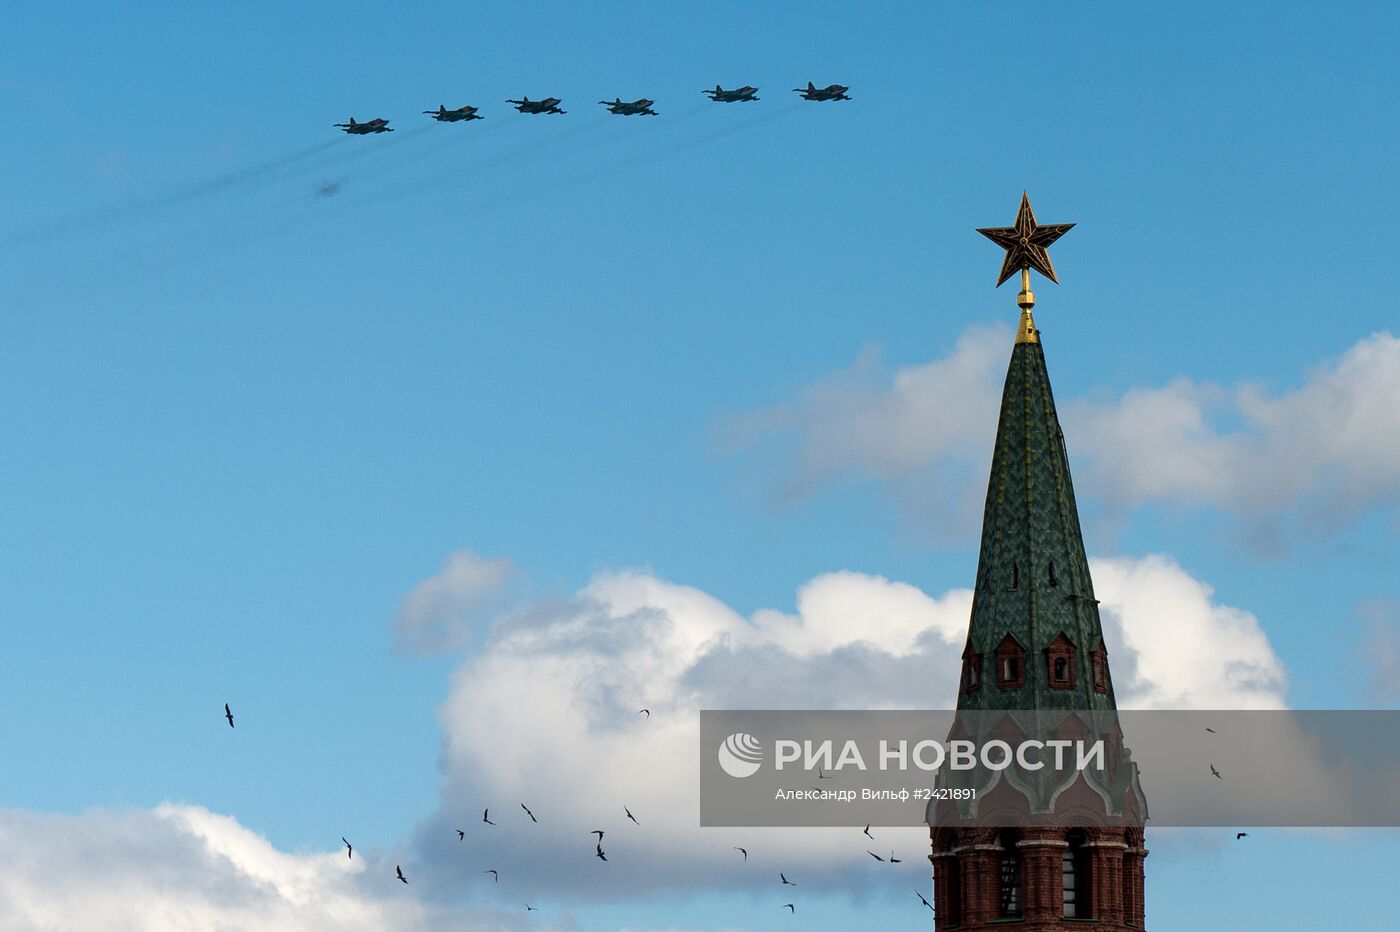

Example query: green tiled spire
[958,329,1116,712]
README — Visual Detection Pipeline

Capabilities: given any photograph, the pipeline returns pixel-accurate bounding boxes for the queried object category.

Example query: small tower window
[963,652,982,693]
[1048,561,1058,587]
[997,831,1023,918]
[1063,830,1092,918]
[1091,641,1109,694]
[982,569,992,593]
[994,634,1025,689]
[1046,633,1077,689]
[945,855,962,925]
[1009,562,1019,589]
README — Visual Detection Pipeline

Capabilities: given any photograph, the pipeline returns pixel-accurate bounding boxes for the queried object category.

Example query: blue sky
[3,1,1399,929]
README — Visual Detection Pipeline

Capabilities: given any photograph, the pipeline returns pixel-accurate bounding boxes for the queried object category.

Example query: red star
[976,192,1075,287]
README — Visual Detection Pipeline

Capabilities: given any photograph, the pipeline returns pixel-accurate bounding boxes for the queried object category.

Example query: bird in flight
[916,890,934,912]
[1236,832,1249,839]
[526,904,537,911]
[521,803,537,823]
[863,823,873,839]
[890,852,902,863]
[483,808,495,825]
[866,850,885,862]
[1206,727,1217,733]
[817,766,830,780]
[224,704,235,728]
[639,709,650,719]
[484,869,498,883]
[395,865,408,884]
[595,843,608,862]
[734,846,748,862]
[591,830,605,842]
[1211,764,1222,779]
[625,807,639,825]
[783,903,795,913]
[780,872,796,886]
[341,837,352,859]
[456,829,465,840]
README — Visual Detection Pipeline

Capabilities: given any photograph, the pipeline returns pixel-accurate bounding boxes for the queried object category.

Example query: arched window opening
[1001,656,1019,682]
[1009,562,1019,589]
[944,856,962,925]
[997,831,1023,918]
[1048,561,1058,587]
[1091,642,1109,694]
[964,653,982,693]
[1046,633,1076,689]
[1063,830,1092,918]
[995,635,1025,689]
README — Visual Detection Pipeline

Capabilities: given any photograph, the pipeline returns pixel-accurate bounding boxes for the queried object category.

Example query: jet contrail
[2,137,343,248]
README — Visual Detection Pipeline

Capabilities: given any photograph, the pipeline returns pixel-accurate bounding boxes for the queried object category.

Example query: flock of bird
[332,81,851,134]
[220,701,939,919]
[218,706,1248,920]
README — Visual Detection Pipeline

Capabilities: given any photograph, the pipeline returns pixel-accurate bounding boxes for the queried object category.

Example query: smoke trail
[2,137,345,248]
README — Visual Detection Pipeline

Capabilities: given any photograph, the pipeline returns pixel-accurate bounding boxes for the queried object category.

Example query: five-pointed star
[976,191,1075,287]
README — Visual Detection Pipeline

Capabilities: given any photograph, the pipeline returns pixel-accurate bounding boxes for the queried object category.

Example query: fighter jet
[424,104,483,122]
[792,82,851,101]
[703,85,759,103]
[506,96,566,115]
[598,97,658,116]
[333,117,393,134]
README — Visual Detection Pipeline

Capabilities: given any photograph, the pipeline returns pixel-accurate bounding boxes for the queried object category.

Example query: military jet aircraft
[506,96,566,115]
[792,82,851,101]
[423,104,482,122]
[333,116,393,134]
[598,97,658,116]
[703,85,759,103]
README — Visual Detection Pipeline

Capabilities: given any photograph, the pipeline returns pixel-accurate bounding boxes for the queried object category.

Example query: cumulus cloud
[3,555,1287,922]
[725,328,1400,545]
[393,548,515,654]
[420,554,1286,897]
[721,327,1009,538]
[0,804,522,932]
[1067,331,1400,536]
[1092,555,1287,710]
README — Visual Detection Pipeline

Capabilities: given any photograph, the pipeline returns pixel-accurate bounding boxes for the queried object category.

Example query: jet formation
[335,82,848,133]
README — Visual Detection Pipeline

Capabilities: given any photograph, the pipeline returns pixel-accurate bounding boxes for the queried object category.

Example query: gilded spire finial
[976,192,1075,344]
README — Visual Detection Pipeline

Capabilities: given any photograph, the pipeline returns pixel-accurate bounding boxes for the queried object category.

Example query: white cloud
[721,327,1009,537]
[0,556,1290,922]
[726,328,1400,544]
[393,549,515,654]
[1067,331,1400,533]
[421,555,1286,897]
[1091,554,1287,710]
[0,804,523,932]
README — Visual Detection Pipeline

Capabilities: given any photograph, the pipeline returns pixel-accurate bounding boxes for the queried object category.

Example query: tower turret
[930,194,1146,929]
